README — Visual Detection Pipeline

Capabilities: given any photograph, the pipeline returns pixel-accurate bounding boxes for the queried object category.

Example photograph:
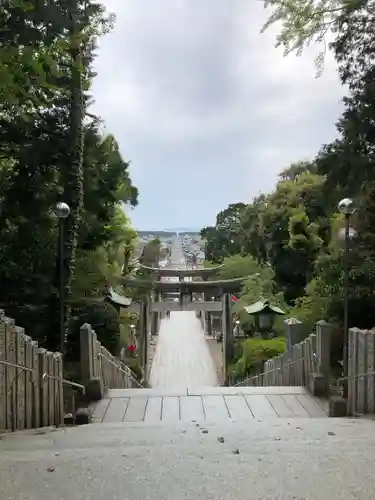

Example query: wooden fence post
[54,353,64,426]
[24,335,33,429]
[315,320,331,383]
[31,341,40,428]
[5,317,16,430]
[80,323,103,401]
[38,348,48,427]
[347,327,360,415]
[0,312,6,431]
[365,330,375,414]
[80,323,94,383]
[356,329,368,414]
[15,326,26,430]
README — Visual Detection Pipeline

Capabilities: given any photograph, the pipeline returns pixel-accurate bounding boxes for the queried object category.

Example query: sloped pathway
[149,311,218,389]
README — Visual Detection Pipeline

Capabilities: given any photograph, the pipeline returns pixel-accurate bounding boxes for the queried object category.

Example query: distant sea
[137,228,200,234]
[165,228,200,233]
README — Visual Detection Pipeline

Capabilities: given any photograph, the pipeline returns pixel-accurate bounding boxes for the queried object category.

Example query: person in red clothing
[127,344,137,357]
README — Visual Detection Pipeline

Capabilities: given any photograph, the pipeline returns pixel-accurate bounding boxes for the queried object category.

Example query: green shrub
[231,337,286,382]
[124,356,144,382]
[68,302,120,361]
[63,361,81,383]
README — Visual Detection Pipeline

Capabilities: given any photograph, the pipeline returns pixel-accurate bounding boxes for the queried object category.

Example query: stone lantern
[244,299,285,337]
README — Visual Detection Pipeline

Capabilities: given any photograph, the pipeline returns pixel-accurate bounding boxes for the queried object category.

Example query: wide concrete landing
[1,418,375,499]
[90,386,327,423]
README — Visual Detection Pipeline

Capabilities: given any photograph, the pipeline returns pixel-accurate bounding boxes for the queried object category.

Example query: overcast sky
[92,0,344,231]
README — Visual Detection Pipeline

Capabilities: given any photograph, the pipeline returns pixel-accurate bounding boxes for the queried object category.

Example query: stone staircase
[89,386,328,424]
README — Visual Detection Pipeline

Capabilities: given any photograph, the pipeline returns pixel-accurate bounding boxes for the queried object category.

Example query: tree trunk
[49,0,84,352]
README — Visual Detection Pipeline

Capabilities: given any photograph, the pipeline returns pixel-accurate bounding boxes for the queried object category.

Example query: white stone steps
[90,387,328,424]
[106,385,310,398]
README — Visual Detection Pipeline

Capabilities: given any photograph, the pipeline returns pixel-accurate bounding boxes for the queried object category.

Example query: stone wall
[0,311,64,432]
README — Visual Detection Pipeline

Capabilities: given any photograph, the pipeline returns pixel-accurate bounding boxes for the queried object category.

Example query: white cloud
[92,0,344,229]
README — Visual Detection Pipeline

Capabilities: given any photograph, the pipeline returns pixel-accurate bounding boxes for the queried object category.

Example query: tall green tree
[302,1,375,330]
[203,0,375,340]
[200,226,229,262]
[0,0,138,351]
[288,208,323,291]
[201,202,247,262]
[262,0,367,63]
[242,171,327,302]
[140,238,162,267]
[0,0,65,107]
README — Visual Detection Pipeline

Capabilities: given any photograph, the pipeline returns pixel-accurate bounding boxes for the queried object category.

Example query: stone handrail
[234,319,331,398]
[234,320,375,417]
[0,311,144,432]
[0,310,65,432]
[80,323,142,401]
[345,327,375,415]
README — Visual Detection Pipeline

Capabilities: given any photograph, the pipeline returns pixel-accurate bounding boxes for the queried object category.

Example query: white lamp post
[54,202,70,354]
[338,198,356,397]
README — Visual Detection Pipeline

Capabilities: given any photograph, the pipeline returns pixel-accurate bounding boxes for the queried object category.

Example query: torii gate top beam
[138,263,224,278]
[154,277,245,293]
[118,276,245,294]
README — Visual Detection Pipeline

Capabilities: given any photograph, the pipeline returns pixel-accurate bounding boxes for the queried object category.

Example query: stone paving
[2,417,375,499]
[150,235,218,390]
[90,386,327,423]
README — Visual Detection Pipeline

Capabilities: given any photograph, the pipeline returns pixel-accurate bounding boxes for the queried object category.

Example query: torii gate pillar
[222,293,234,386]
[203,291,213,336]
[202,275,212,336]
[138,298,150,386]
[151,291,160,335]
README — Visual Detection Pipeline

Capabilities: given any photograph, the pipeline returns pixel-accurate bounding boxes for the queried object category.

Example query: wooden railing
[80,323,143,395]
[0,310,142,433]
[234,320,331,399]
[0,310,71,432]
[344,327,375,415]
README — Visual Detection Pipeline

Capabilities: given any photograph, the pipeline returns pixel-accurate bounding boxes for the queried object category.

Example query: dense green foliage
[230,337,286,383]
[262,0,371,70]
[0,0,138,359]
[202,1,375,377]
[140,238,162,267]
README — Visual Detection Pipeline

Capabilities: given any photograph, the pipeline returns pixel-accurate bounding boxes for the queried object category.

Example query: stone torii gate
[138,262,225,335]
[121,265,245,385]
